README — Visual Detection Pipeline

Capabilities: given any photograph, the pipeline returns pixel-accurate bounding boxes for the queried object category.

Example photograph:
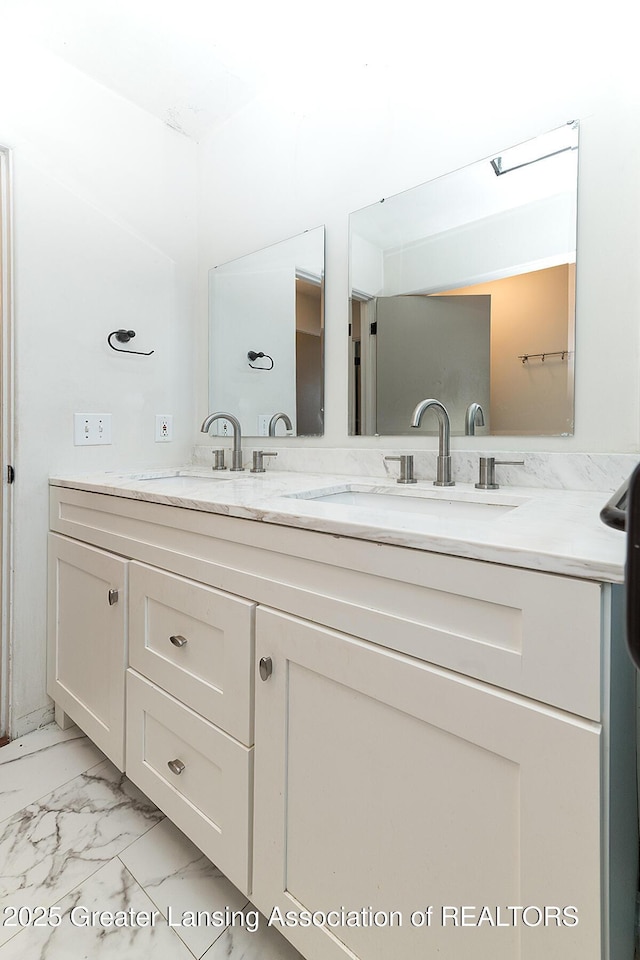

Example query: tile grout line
[115,845,251,960]
[0,854,191,956]
[0,732,93,769]
[0,854,116,953]
[108,806,167,856]
[0,746,110,828]
[0,769,165,947]
[115,858,202,959]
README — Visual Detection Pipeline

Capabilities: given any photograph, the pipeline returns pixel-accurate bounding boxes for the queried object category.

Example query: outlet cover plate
[155,414,173,442]
[212,418,234,437]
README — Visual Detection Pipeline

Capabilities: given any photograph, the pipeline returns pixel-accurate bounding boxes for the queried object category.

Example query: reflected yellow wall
[438,264,574,435]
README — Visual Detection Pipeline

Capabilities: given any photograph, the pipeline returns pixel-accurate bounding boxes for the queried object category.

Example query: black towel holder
[247,350,274,370]
[107,329,154,356]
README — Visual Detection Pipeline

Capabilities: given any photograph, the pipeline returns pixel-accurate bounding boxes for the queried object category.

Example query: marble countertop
[49,467,627,583]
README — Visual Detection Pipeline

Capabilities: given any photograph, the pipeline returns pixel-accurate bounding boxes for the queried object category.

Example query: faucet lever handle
[476,457,525,490]
[384,455,417,484]
[251,451,278,473]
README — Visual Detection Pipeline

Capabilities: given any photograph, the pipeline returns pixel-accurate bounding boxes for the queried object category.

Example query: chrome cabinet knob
[259,656,273,681]
[169,635,188,648]
[167,758,185,776]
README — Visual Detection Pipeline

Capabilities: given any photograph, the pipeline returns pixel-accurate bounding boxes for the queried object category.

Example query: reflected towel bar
[518,351,571,364]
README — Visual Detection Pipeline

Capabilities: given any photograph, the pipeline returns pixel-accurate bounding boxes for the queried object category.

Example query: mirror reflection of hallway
[295,275,323,436]
[349,123,578,437]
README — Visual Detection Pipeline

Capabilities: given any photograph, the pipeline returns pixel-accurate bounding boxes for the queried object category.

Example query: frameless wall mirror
[209,226,325,437]
[348,122,579,437]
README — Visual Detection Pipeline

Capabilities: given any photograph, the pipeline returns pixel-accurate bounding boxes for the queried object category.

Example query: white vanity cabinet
[47,485,637,960]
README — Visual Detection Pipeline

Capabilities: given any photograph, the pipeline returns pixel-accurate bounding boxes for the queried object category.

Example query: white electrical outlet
[155,414,173,442]
[257,415,270,437]
[213,418,233,437]
[73,413,112,446]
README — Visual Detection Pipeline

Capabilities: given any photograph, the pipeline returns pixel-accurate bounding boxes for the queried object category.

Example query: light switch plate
[73,413,112,445]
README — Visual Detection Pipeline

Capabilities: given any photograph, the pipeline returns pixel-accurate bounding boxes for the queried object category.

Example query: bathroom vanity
[47,469,635,960]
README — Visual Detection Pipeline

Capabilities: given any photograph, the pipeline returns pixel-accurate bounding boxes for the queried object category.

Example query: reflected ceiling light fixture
[490,121,579,176]
[490,146,574,176]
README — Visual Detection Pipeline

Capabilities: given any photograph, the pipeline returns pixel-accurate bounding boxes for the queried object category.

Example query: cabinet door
[47,533,128,769]
[253,608,601,960]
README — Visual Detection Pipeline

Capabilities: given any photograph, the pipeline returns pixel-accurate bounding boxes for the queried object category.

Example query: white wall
[197,16,640,455]
[0,40,198,735]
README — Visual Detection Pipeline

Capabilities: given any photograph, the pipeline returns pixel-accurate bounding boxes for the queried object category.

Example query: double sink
[127,470,527,524]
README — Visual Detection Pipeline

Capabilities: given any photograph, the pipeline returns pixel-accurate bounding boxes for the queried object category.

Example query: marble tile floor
[0,723,303,960]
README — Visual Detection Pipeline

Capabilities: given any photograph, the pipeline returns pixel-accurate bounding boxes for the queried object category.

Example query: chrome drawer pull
[108,589,119,606]
[167,758,185,776]
[169,635,188,648]
[259,656,273,681]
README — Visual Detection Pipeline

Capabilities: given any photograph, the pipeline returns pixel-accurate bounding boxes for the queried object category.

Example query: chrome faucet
[465,402,485,436]
[268,412,293,436]
[200,412,244,471]
[410,398,455,486]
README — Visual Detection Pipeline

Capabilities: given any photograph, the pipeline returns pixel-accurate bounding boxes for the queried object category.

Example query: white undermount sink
[128,470,240,483]
[293,487,527,521]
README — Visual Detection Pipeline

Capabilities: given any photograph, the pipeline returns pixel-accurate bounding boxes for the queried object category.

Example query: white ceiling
[1,0,327,141]
[3,0,529,143]
[2,1,618,146]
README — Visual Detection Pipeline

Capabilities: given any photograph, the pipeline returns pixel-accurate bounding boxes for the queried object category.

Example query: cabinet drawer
[129,562,255,745]
[126,670,252,895]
